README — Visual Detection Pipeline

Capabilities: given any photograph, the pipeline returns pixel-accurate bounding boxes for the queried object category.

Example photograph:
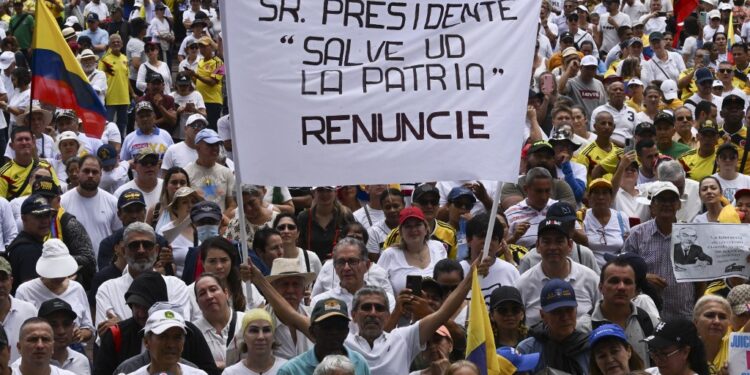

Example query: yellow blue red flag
[31,0,106,137]
[465,268,516,375]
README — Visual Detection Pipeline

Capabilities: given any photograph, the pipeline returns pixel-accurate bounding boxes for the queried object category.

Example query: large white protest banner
[729,332,750,375]
[220,1,540,186]
[671,223,750,282]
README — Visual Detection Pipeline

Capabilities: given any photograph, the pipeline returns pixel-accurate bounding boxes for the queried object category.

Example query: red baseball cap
[399,206,426,226]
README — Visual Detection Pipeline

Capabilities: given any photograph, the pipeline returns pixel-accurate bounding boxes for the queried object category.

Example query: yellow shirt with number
[98,51,130,106]
[195,56,224,104]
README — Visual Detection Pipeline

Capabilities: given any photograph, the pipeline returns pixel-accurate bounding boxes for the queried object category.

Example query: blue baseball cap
[195,129,222,145]
[97,144,118,167]
[589,323,628,348]
[695,67,713,85]
[118,189,146,209]
[497,347,540,372]
[447,186,476,204]
[540,279,577,312]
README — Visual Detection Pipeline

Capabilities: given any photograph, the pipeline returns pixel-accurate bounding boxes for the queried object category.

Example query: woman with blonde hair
[692,295,732,374]
[444,361,480,375]
[222,308,287,375]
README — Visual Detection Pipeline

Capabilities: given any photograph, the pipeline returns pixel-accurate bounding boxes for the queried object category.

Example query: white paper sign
[671,223,750,282]
[220,0,539,186]
[729,332,750,375]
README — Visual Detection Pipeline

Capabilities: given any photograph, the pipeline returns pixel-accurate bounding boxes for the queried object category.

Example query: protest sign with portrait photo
[671,223,750,282]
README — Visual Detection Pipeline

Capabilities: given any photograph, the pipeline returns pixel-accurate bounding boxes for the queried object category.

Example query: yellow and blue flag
[31,0,106,137]
[465,268,516,375]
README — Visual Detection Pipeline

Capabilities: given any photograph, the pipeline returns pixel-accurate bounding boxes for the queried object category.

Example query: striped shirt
[622,219,694,321]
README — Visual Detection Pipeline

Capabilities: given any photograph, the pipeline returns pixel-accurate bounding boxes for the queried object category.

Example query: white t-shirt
[100,161,130,195]
[83,2,109,19]
[583,208,631,267]
[703,24,725,43]
[377,240,448,295]
[366,220,394,255]
[146,17,172,52]
[114,178,164,209]
[15,278,94,332]
[120,127,174,161]
[60,188,121,260]
[127,363,207,375]
[10,363,76,375]
[101,122,122,144]
[126,37,145,80]
[161,142,198,171]
[8,88,29,126]
[222,358,288,375]
[4,133,56,160]
[136,61,172,95]
[459,259,520,308]
[599,12,632,52]
[171,90,206,139]
[713,173,750,204]
[353,204,384,230]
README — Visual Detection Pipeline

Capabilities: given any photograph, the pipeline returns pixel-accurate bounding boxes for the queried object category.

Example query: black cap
[118,189,146,209]
[560,32,575,43]
[125,271,168,309]
[412,183,440,203]
[146,72,164,84]
[86,12,99,22]
[547,201,577,222]
[155,3,166,10]
[649,31,663,42]
[310,298,350,323]
[654,112,674,126]
[642,318,700,349]
[634,122,656,136]
[538,218,573,237]
[190,201,222,222]
[527,140,554,155]
[698,120,720,134]
[97,144,118,167]
[176,73,191,86]
[192,11,208,25]
[490,286,523,309]
[723,94,746,108]
[21,194,53,215]
[717,142,739,156]
[38,298,78,320]
[32,176,61,198]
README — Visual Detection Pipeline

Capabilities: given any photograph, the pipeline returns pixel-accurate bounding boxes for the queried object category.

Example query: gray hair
[657,160,685,182]
[123,221,156,244]
[333,237,367,260]
[352,285,390,312]
[240,184,264,197]
[693,294,731,322]
[312,355,355,375]
[526,166,553,185]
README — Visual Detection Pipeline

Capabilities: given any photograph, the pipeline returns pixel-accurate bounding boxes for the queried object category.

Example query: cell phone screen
[405,275,422,296]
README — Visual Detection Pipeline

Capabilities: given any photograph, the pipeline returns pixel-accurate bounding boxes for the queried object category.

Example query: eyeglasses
[359,303,387,312]
[127,240,155,251]
[137,159,159,167]
[495,305,523,315]
[334,258,362,268]
[417,199,439,207]
[649,348,681,361]
[676,116,692,121]
[187,122,206,130]
[276,224,297,231]
[719,69,734,74]
[597,228,608,246]
[452,202,473,210]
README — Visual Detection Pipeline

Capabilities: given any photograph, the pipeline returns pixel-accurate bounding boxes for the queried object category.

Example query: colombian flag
[31,0,106,137]
[465,268,516,375]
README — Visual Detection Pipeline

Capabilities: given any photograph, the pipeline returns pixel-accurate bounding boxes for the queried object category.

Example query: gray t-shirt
[565,76,607,119]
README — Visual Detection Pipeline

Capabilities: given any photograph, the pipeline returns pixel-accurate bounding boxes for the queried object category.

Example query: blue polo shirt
[277,347,370,375]
[79,27,109,55]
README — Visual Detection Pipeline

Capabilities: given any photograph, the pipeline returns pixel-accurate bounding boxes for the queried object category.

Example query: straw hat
[265,258,316,286]
[16,105,53,126]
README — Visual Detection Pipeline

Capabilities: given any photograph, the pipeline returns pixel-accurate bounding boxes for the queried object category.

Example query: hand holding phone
[405,275,423,296]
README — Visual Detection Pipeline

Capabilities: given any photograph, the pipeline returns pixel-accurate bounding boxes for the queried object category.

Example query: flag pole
[480,182,502,263]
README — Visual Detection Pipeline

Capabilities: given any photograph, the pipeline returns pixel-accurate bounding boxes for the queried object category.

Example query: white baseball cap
[708,9,721,19]
[143,308,187,335]
[713,79,724,88]
[718,2,732,10]
[581,55,598,67]
[660,79,678,100]
[0,51,15,70]
[36,239,79,279]
[636,181,681,206]
[627,78,644,87]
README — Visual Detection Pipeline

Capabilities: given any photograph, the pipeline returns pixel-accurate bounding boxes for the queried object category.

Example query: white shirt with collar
[94,266,191,326]
[0,197,17,251]
[514,258,602,327]
[642,51,686,86]
[311,260,393,297]
[15,278,94,332]
[193,311,244,367]
[353,204,384,230]
[344,322,424,375]
[3,296,37,363]
[504,199,557,249]
[50,347,91,375]
[590,103,637,145]
[267,304,313,360]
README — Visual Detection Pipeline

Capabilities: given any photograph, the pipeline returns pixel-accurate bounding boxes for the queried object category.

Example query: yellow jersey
[99,52,130,106]
[195,56,224,104]
[679,149,716,181]
[574,141,620,182]
[719,127,750,175]
[0,159,60,199]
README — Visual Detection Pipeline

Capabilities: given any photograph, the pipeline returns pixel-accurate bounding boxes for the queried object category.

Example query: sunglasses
[359,303,387,312]
[137,159,159,167]
[127,240,155,251]
[676,116,692,121]
[719,69,734,74]
[495,305,523,315]
[276,224,297,231]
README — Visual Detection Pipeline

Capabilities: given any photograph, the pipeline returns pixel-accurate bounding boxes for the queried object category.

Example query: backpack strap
[109,324,122,354]
[635,307,655,337]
